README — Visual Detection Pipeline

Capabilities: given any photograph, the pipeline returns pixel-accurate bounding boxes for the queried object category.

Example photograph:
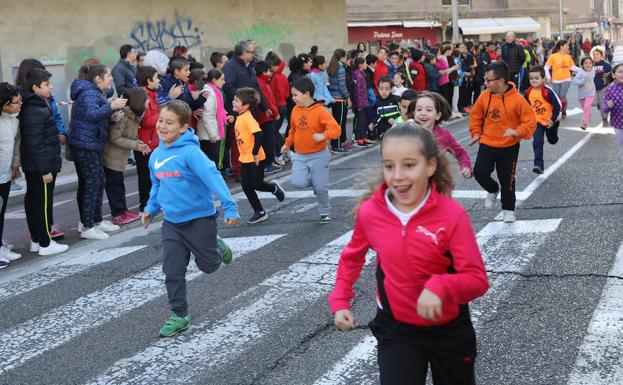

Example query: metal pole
[559,0,564,39]
[452,0,459,43]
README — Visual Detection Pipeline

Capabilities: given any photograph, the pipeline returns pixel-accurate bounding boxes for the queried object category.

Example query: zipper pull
[401,226,406,237]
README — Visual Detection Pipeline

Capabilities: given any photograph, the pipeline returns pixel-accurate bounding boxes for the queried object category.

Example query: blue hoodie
[145,128,239,223]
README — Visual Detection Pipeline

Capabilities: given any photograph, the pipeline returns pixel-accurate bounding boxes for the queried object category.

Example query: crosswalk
[1,211,622,384]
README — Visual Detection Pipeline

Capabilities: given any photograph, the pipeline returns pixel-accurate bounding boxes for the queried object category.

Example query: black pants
[73,148,104,228]
[0,181,11,245]
[74,161,85,220]
[260,121,275,164]
[24,172,57,247]
[353,109,368,140]
[330,100,348,149]
[199,140,221,166]
[509,72,520,89]
[473,143,520,211]
[439,83,453,108]
[472,82,483,106]
[458,80,473,111]
[134,151,151,212]
[104,167,127,217]
[370,310,477,385]
[162,217,222,318]
[240,162,275,213]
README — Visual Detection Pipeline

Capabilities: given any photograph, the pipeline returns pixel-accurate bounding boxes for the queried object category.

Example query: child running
[602,63,623,152]
[525,65,562,174]
[329,123,489,385]
[0,83,23,267]
[233,88,286,224]
[142,100,240,338]
[572,57,596,130]
[281,78,341,224]
[407,92,473,179]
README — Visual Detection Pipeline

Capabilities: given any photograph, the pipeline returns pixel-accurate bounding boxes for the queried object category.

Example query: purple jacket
[602,81,623,129]
[351,69,369,111]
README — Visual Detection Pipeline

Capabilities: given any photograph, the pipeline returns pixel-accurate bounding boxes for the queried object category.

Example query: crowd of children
[1,34,622,384]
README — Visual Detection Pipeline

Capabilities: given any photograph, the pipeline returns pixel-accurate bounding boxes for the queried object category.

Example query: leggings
[552,81,571,112]
[0,181,11,245]
[330,100,348,149]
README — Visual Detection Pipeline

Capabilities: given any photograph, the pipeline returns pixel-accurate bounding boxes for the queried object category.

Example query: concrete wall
[0,0,347,85]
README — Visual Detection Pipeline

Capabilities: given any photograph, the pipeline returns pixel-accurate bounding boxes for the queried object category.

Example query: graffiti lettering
[130,11,202,52]
[229,22,292,51]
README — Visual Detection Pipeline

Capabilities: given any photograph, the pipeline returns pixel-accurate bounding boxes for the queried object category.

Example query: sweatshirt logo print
[154,155,178,169]
[415,225,445,246]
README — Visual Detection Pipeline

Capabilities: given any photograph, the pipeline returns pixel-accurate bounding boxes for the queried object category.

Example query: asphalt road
[1,88,623,385]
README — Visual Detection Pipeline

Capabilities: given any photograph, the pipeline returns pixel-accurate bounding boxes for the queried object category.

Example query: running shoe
[217,236,233,265]
[159,313,190,338]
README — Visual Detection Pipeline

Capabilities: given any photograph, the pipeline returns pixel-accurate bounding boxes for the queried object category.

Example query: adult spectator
[501,31,525,87]
[111,44,137,97]
[222,40,268,179]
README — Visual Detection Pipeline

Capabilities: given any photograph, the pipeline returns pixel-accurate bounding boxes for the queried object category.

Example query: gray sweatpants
[162,217,222,317]
[594,88,609,120]
[291,148,330,215]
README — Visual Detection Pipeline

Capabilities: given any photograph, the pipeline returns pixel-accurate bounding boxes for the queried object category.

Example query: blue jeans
[532,123,559,169]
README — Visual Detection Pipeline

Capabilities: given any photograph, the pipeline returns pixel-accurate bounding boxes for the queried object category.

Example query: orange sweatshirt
[285,102,341,154]
[469,82,536,148]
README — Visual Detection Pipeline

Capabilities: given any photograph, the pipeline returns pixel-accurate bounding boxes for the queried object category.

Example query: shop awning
[402,20,441,28]
[459,17,541,35]
[348,21,402,27]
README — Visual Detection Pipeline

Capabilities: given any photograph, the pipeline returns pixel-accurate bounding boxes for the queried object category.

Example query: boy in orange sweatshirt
[469,62,536,223]
[281,78,341,224]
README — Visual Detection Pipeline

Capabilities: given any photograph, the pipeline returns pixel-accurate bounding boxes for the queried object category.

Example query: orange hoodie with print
[285,102,341,154]
[469,82,537,148]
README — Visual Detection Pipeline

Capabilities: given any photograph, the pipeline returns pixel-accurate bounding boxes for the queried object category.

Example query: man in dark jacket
[112,44,137,97]
[501,31,525,88]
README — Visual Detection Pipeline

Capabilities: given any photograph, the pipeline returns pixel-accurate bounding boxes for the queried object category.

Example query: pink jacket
[436,56,450,86]
[434,124,472,170]
[329,183,489,326]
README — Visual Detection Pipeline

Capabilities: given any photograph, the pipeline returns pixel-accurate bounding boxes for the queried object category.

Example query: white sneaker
[503,210,516,223]
[2,240,14,250]
[30,241,40,253]
[96,220,120,233]
[485,191,499,209]
[81,227,110,240]
[0,245,21,261]
[38,240,69,256]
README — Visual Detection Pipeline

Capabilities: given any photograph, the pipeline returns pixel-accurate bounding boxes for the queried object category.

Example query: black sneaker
[272,182,285,202]
[319,214,331,224]
[248,211,269,224]
[532,166,544,174]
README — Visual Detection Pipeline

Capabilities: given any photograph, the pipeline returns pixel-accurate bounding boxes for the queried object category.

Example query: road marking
[567,241,623,385]
[0,245,147,302]
[308,218,562,385]
[0,234,284,375]
[5,198,75,220]
[84,231,375,385]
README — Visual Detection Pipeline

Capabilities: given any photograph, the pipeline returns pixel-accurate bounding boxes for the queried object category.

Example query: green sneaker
[159,313,190,338]
[217,236,233,265]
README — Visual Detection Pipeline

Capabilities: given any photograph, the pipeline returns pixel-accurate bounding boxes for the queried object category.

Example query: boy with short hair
[369,76,400,139]
[142,100,240,338]
[524,65,562,174]
[19,68,69,256]
[396,89,419,123]
[233,88,285,224]
[255,61,281,174]
[160,57,205,111]
[281,78,341,224]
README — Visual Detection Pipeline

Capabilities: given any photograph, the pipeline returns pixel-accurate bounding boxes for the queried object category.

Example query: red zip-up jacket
[409,61,428,92]
[329,183,489,326]
[257,74,279,124]
[139,87,160,150]
[270,60,290,107]
[373,60,389,95]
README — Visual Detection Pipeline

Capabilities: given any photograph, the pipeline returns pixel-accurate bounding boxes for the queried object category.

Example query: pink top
[434,124,472,170]
[436,56,450,86]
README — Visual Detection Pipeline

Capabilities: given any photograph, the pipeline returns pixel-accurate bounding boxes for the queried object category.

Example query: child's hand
[266,109,273,117]
[368,123,374,129]
[547,119,555,128]
[607,100,614,108]
[142,212,151,229]
[111,97,127,110]
[468,134,480,147]
[42,173,53,184]
[417,288,443,322]
[11,166,20,180]
[334,309,356,331]
[312,133,325,142]
[280,145,290,155]
[227,115,235,124]
[191,90,202,100]
[502,128,519,137]
[253,154,259,166]
[388,118,395,125]
[169,85,183,99]
[111,110,125,122]
[461,168,473,179]
[58,134,67,145]
[224,217,240,227]
[193,108,205,119]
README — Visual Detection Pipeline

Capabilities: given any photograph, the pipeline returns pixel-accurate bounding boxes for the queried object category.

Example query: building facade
[347,0,622,48]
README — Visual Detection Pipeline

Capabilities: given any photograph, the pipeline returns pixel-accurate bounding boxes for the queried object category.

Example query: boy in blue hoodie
[142,100,240,337]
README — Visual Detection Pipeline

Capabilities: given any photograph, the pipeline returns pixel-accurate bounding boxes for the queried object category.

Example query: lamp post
[452,0,460,43]
[559,0,564,39]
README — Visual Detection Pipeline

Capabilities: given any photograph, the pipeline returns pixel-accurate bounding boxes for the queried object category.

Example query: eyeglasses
[484,77,501,83]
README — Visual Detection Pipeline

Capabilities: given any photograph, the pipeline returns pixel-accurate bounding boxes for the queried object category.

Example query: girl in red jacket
[329,123,489,385]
